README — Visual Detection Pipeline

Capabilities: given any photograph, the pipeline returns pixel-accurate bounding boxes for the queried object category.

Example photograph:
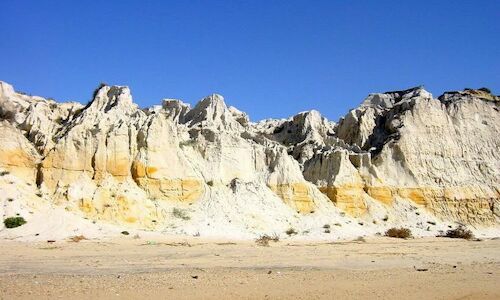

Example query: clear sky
[1,1,499,121]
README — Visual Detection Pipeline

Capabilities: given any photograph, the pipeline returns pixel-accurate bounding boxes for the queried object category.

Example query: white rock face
[0,81,498,240]
[332,87,500,223]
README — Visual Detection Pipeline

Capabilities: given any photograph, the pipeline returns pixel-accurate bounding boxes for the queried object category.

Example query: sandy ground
[0,236,499,299]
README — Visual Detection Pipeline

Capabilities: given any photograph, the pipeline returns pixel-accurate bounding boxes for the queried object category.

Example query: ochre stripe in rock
[319,185,367,217]
[322,184,499,224]
[268,183,315,213]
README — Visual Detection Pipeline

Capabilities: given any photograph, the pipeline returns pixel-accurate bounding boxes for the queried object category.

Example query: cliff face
[0,81,498,238]
[331,87,500,224]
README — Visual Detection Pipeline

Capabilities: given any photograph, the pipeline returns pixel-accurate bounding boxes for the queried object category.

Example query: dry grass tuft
[69,235,87,242]
[255,234,279,246]
[440,225,474,240]
[354,236,366,242]
[385,227,412,239]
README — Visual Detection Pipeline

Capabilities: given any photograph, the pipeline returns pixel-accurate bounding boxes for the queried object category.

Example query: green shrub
[179,140,196,147]
[172,208,190,220]
[4,217,27,228]
[54,116,64,124]
[285,228,298,236]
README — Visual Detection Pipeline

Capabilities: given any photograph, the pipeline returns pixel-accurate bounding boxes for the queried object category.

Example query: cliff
[1,81,498,239]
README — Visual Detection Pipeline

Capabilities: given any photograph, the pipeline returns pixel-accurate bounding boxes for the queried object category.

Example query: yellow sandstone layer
[319,184,499,224]
[394,186,499,224]
[77,192,160,229]
[131,161,203,203]
[93,155,132,182]
[133,178,203,202]
[269,183,315,213]
[0,148,38,182]
[364,186,393,205]
[319,184,367,217]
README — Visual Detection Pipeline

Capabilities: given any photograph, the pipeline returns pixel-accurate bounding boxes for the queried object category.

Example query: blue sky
[1,1,499,121]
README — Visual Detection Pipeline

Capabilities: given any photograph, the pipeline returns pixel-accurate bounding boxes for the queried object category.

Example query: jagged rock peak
[184,93,246,130]
[185,93,226,121]
[292,110,334,136]
[0,81,49,114]
[335,86,435,151]
[0,81,16,99]
[228,106,250,127]
[252,110,341,166]
[160,99,191,122]
[361,86,432,109]
[253,110,335,144]
[86,84,137,113]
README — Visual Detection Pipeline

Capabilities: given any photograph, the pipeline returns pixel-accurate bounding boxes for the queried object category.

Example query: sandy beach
[1,237,499,299]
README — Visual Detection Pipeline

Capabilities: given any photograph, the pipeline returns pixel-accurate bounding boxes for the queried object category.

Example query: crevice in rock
[91,149,97,180]
[35,162,43,188]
